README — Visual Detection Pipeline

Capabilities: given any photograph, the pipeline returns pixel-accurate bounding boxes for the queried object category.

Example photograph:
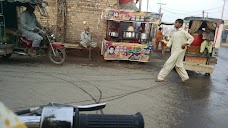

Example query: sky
[140,0,228,23]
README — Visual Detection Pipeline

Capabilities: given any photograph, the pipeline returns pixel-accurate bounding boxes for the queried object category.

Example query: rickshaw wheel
[48,48,66,65]
[1,54,11,61]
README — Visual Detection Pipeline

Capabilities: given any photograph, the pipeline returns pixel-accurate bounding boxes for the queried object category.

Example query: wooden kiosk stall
[101,8,161,62]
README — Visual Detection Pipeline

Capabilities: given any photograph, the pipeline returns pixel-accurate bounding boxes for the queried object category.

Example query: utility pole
[139,0,142,11]
[202,10,204,18]
[147,0,149,11]
[221,0,227,19]
[202,11,209,19]
[157,2,166,14]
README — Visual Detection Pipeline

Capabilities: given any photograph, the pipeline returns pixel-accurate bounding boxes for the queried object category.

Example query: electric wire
[163,5,223,13]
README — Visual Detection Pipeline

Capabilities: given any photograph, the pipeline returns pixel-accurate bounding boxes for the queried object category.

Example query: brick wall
[37,0,117,47]
[36,0,57,33]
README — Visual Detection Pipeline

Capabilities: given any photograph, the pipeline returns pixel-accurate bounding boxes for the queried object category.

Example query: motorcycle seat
[20,37,32,45]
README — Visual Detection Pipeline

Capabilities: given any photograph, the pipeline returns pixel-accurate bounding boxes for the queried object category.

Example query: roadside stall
[101,8,161,62]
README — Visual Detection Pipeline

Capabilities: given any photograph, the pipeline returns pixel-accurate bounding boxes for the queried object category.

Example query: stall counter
[101,40,152,62]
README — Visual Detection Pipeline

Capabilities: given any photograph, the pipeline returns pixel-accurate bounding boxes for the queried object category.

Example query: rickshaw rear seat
[186,33,204,55]
[191,33,203,46]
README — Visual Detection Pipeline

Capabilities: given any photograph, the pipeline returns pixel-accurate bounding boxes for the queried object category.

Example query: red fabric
[114,22,120,32]
[20,37,32,46]
[133,39,139,43]
[191,34,203,46]
[140,23,145,33]
[119,0,133,4]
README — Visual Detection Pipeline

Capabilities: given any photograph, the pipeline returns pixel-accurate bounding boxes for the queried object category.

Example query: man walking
[156,19,194,82]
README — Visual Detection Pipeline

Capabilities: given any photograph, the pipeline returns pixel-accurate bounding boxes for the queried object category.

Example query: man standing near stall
[156,19,194,83]
[155,27,164,51]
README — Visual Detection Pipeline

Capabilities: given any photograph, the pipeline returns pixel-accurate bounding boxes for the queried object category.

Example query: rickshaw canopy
[184,17,224,24]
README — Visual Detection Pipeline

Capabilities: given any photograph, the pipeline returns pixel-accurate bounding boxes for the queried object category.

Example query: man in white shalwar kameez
[80,26,97,48]
[156,19,194,82]
[20,4,43,56]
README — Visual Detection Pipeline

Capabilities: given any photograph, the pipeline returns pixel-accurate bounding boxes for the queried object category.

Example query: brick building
[37,0,117,47]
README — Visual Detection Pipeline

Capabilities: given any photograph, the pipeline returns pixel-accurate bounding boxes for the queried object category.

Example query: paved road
[0,46,228,128]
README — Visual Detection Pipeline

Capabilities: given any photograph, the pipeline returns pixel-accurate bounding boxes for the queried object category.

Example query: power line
[162,8,202,15]
[157,2,166,14]
[163,8,206,14]
[162,9,203,19]
[163,6,223,13]
[208,10,222,14]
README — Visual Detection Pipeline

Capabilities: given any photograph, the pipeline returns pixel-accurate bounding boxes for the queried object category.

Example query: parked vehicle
[0,0,66,64]
[183,17,224,75]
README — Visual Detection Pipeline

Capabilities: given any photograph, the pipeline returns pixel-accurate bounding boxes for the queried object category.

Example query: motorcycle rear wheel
[48,48,66,65]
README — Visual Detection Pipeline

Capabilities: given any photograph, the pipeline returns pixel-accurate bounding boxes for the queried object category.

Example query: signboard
[102,40,152,62]
[101,8,162,24]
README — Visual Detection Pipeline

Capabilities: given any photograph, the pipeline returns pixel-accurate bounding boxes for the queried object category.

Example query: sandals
[28,50,37,57]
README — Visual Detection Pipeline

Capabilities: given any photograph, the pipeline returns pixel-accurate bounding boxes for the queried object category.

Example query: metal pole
[139,0,142,11]
[157,3,166,14]
[147,0,149,11]
[221,0,227,19]
[202,10,204,18]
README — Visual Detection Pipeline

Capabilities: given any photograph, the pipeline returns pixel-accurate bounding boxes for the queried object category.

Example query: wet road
[181,47,228,128]
[0,46,228,128]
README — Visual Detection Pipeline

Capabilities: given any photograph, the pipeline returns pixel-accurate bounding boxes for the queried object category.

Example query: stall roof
[184,17,224,23]
[0,0,46,4]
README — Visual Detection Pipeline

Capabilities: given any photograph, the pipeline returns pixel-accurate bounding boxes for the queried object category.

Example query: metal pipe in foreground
[18,104,144,128]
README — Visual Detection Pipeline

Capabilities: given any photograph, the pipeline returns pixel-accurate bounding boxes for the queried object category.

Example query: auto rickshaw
[183,17,224,75]
[0,0,66,64]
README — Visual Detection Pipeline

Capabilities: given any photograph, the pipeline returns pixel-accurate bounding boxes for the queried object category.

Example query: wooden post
[56,0,66,42]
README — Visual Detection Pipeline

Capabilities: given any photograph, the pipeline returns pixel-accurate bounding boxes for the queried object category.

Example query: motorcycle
[16,102,144,128]
[13,29,66,65]
[0,1,66,65]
